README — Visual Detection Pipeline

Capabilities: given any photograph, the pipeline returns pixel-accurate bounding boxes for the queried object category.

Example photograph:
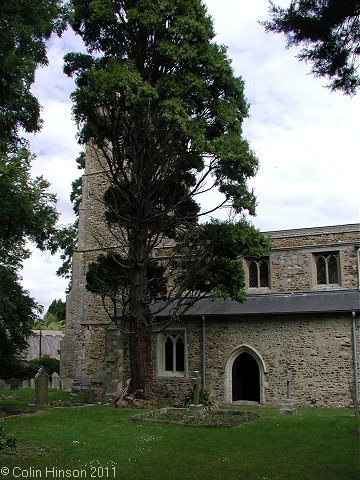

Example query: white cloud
[21,249,67,313]
[20,1,360,312]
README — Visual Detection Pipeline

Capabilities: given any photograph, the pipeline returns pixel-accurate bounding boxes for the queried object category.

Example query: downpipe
[352,311,359,403]
[202,315,206,389]
[352,246,360,403]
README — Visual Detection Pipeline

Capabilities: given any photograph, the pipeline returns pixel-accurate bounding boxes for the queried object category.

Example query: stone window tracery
[315,252,339,285]
[247,258,269,288]
[158,330,186,377]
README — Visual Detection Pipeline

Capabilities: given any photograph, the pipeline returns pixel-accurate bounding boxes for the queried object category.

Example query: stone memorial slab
[35,368,49,406]
[0,379,6,390]
[279,370,297,414]
[184,370,207,420]
[51,372,60,391]
[10,378,19,390]
[61,378,73,393]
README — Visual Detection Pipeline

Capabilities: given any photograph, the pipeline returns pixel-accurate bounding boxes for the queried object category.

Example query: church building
[60,151,359,407]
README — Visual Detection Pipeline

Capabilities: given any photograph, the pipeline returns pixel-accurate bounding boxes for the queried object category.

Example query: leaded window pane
[317,256,327,284]
[249,261,258,287]
[175,337,185,372]
[260,260,269,287]
[165,337,173,371]
[328,255,339,284]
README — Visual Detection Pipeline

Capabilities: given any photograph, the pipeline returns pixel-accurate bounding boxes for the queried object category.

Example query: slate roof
[153,290,360,318]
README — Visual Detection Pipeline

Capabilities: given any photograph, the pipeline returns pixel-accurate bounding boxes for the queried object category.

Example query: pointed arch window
[247,258,269,288]
[158,330,186,377]
[315,252,339,285]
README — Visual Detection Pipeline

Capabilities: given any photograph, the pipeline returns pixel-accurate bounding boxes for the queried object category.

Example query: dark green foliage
[0,426,16,451]
[66,0,270,394]
[0,356,29,381]
[0,266,41,379]
[65,0,258,218]
[0,149,58,270]
[70,151,85,216]
[34,299,66,330]
[0,0,67,150]
[0,354,59,381]
[25,355,60,378]
[50,224,78,281]
[179,388,219,411]
[173,220,270,303]
[0,1,66,375]
[46,299,66,322]
[86,253,167,322]
[0,149,58,377]
[263,0,360,95]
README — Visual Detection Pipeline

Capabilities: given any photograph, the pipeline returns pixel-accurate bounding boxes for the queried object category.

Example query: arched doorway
[232,352,260,402]
[224,345,266,404]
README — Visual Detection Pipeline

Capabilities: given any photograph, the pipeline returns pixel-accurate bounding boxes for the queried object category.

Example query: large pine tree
[65,0,269,396]
[262,0,360,95]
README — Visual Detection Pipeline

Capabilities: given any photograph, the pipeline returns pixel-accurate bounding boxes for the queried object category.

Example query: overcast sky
[21,0,360,313]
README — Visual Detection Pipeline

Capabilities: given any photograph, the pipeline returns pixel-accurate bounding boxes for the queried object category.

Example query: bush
[0,425,16,451]
[179,388,219,411]
[25,355,60,378]
[1,356,29,380]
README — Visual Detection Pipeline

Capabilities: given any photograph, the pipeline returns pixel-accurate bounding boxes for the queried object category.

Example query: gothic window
[158,331,186,376]
[247,258,269,288]
[315,252,339,285]
[249,261,258,287]
[259,260,269,287]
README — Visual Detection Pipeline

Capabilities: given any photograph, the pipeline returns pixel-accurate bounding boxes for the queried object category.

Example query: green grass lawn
[0,391,359,480]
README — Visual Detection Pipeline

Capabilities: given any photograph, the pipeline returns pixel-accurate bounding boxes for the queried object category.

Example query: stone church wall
[177,313,358,407]
[60,145,359,406]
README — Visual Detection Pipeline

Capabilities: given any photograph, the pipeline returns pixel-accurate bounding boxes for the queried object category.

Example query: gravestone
[0,379,6,390]
[30,378,35,389]
[60,378,73,393]
[35,368,49,406]
[10,378,19,390]
[184,370,207,420]
[279,371,297,414]
[22,379,30,389]
[51,372,60,391]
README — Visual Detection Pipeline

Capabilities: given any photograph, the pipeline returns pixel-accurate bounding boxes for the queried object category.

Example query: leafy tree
[0,0,67,151]
[35,299,66,330]
[0,265,41,378]
[46,298,66,321]
[70,151,85,217]
[0,0,67,375]
[0,149,58,270]
[262,0,360,95]
[26,355,60,377]
[0,148,59,376]
[66,0,270,396]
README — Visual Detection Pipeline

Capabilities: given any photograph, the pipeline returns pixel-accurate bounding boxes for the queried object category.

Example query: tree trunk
[128,228,153,398]
[129,316,152,398]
